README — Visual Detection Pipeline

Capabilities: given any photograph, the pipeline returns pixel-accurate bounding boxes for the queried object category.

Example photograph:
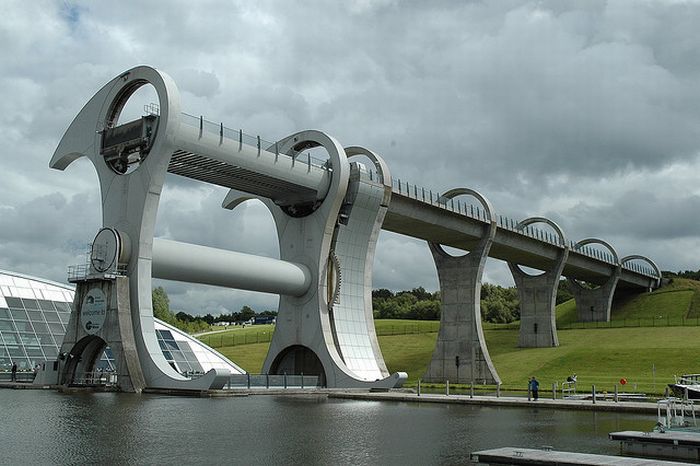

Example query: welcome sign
[81,288,107,335]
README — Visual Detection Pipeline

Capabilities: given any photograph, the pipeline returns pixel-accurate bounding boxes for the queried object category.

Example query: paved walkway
[328,391,680,414]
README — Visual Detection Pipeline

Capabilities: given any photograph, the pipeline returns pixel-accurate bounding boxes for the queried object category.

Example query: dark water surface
[0,390,651,465]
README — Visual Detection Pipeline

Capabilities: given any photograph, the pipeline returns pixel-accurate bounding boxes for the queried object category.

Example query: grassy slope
[557,278,700,327]
[201,279,700,394]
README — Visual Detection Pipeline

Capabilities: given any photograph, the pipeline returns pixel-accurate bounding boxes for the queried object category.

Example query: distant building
[0,269,243,375]
[254,316,276,325]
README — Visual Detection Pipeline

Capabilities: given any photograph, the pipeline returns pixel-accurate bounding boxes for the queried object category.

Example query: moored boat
[669,374,700,400]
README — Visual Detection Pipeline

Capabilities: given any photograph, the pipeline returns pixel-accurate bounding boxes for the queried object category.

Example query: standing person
[529,376,540,400]
[11,362,17,382]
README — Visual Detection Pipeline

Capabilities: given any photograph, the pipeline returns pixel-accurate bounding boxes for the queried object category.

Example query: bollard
[552,383,556,400]
[247,373,251,389]
[417,379,421,397]
[266,373,269,389]
[528,386,531,401]
[664,386,669,398]
[497,383,501,398]
[301,372,304,389]
[470,382,474,399]
[446,380,450,396]
[284,372,288,389]
[592,385,596,404]
[614,384,618,403]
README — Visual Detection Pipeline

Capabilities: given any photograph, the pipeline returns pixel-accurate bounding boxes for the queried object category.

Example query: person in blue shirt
[529,376,540,400]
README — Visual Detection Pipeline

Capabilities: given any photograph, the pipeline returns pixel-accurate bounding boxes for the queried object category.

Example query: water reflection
[0,391,651,465]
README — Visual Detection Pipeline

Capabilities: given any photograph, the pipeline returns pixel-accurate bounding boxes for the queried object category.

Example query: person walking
[11,362,17,382]
[529,376,540,400]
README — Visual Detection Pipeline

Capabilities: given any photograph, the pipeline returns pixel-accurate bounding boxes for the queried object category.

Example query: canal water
[0,390,651,465]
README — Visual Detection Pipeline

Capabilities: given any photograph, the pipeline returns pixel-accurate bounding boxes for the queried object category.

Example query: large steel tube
[152,239,312,297]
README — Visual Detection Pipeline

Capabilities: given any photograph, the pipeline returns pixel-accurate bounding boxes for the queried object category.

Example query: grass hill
[201,279,700,395]
[556,278,700,327]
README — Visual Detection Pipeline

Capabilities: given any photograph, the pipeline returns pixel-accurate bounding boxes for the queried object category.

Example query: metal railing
[0,371,36,383]
[180,113,331,169]
[386,175,657,279]
[71,370,117,386]
[227,373,321,389]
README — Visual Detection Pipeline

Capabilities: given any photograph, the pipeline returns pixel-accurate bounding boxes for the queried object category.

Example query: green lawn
[556,283,700,329]
[204,321,700,395]
[198,325,275,347]
[197,281,700,395]
[484,327,700,393]
[218,342,270,373]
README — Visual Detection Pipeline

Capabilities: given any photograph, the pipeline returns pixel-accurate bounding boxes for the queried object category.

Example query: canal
[0,390,651,464]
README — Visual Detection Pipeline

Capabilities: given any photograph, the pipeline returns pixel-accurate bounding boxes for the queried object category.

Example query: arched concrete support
[621,255,662,289]
[508,217,569,348]
[59,277,146,392]
[423,188,501,385]
[224,140,406,388]
[568,238,621,322]
[51,66,229,391]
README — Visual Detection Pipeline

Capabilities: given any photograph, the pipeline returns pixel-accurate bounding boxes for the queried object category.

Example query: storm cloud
[1,0,699,314]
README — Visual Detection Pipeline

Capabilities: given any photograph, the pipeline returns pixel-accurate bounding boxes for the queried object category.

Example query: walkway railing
[226,373,321,389]
[0,371,36,383]
[71,371,117,386]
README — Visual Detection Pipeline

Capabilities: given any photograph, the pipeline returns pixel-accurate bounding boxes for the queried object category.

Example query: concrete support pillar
[50,66,232,391]
[510,259,567,347]
[569,268,621,322]
[507,217,569,348]
[423,188,500,385]
[568,238,621,322]
[59,277,146,392]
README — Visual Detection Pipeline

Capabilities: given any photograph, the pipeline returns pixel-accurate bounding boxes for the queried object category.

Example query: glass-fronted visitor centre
[0,269,243,375]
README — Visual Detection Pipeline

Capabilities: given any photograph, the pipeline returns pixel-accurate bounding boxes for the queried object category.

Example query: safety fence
[0,371,36,383]
[226,373,321,389]
[557,316,700,330]
[199,322,442,349]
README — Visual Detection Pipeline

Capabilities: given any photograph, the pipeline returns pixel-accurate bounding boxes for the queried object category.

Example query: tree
[408,300,440,320]
[556,279,573,305]
[372,288,394,300]
[175,311,194,322]
[152,287,175,324]
[239,305,256,322]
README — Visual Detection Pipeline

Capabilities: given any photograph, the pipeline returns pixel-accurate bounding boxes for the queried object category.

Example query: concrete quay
[470,446,688,465]
[328,391,682,414]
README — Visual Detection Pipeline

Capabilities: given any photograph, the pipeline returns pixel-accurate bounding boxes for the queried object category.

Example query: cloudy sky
[1,0,699,315]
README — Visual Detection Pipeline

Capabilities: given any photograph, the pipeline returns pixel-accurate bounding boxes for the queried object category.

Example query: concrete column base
[423,220,500,385]
[569,267,621,322]
[509,249,568,348]
[58,277,146,393]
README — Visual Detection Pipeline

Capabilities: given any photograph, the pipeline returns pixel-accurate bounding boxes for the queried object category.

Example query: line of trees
[663,269,700,281]
[154,277,583,332]
[151,287,277,333]
[372,281,574,324]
